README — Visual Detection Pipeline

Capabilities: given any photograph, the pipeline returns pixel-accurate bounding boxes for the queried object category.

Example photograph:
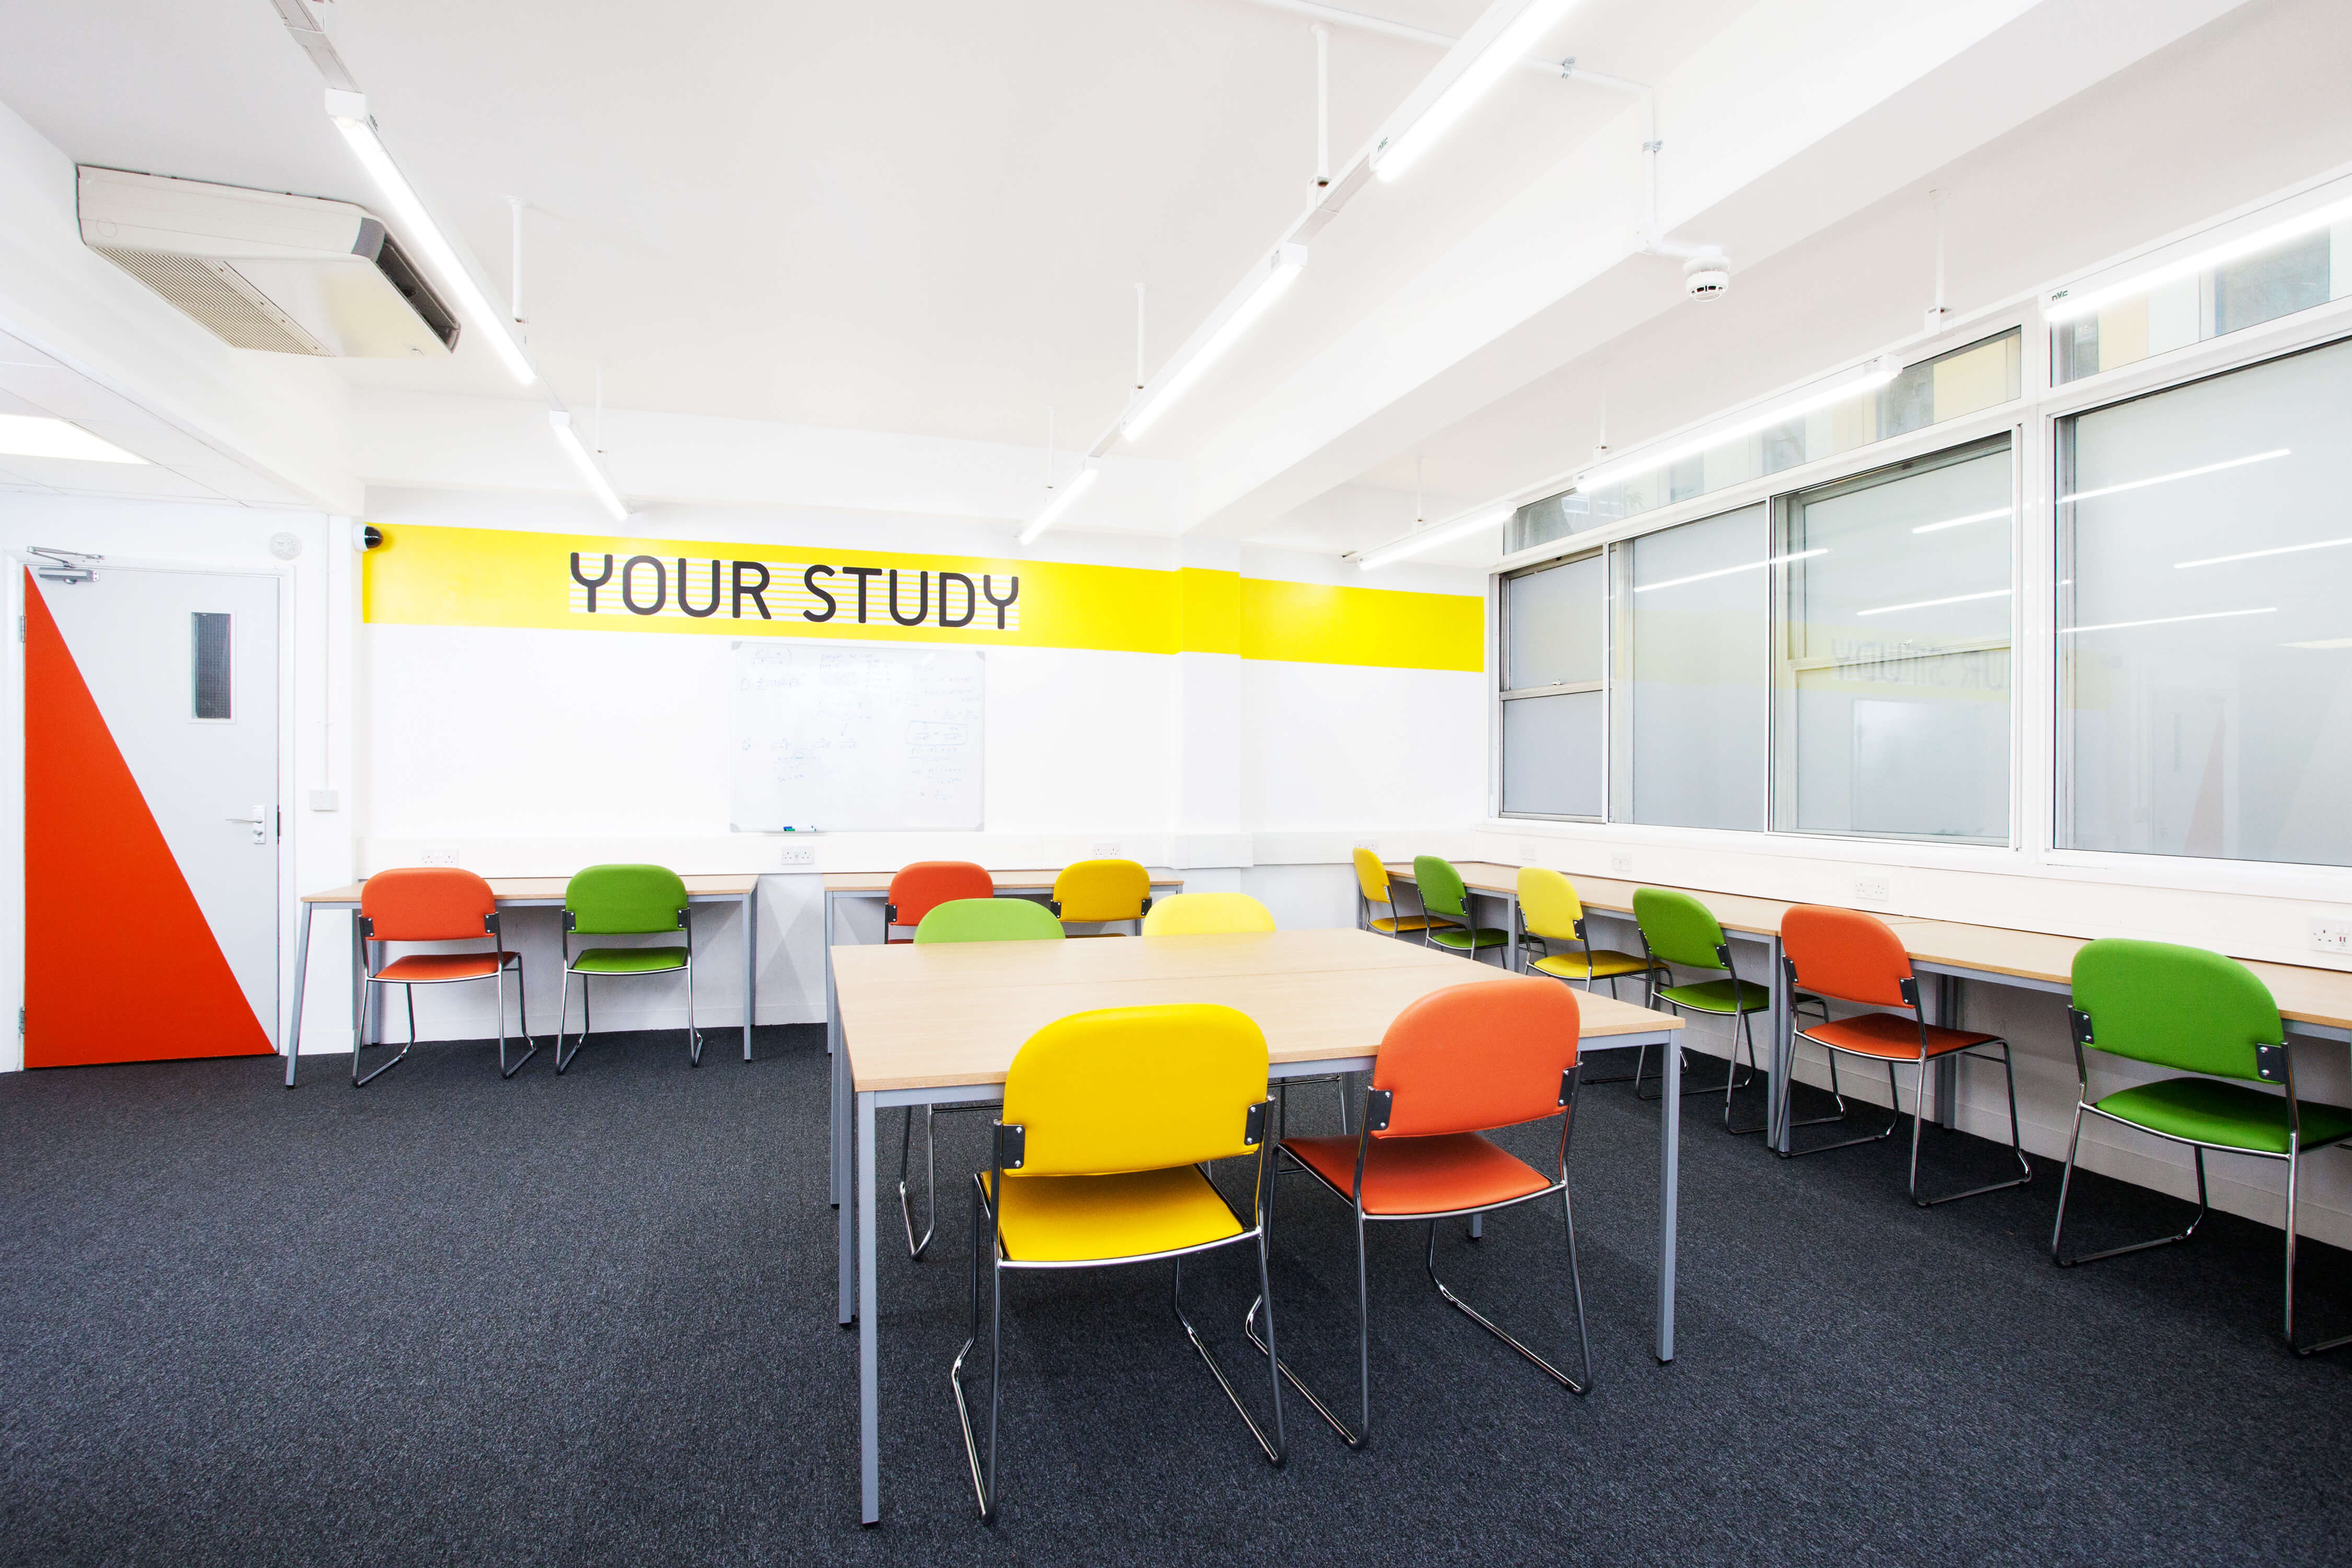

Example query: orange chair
[1269,976,1590,1447]
[354,868,532,1085]
[1778,905,2031,1205]
[885,860,996,943]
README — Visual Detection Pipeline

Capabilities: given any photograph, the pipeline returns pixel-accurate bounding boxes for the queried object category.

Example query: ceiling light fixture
[547,410,628,521]
[1121,245,1307,443]
[2045,193,2352,323]
[1576,355,1903,493]
[1355,503,1515,571]
[1369,0,1582,183]
[2063,606,2278,635]
[1857,587,2012,617]
[1911,506,2012,536]
[1633,548,1827,594]
[1020,464,1098,546]
[2060,448,2291,506]
[0,413,148,465]
[2176,536,2352,570]
[326,89,536,386]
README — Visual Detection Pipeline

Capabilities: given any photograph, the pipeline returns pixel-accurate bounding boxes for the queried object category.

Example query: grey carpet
[3,1024,2348,1566]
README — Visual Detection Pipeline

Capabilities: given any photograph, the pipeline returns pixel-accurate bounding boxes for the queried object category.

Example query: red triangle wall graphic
[25,572,271,1067]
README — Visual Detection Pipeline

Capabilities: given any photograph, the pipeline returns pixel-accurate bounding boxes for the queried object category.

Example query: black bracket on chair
[356,915,376,941]
[994,1122,1027,1170]
[1557,1068,1574,1107]
[1140,896,1155,917]
[562,909,579,933]
[883,902,899,927]
[1573,917,1590,941]
[2256,1043,2289,1085]
[675,906,690,931]
[1715,943,1735,970]
[1780,953,1799,987]
[1365,1089,1393,1132]
[1899,976,1921,1009]
[1046,899,1064,917]
[2068,1007,2095,1047]
[1242,1100,1269,1147]
[483,912,502,937]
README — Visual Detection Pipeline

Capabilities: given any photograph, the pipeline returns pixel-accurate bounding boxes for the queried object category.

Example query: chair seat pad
[569,946,689,974]
[1657,977,1772,1015]
[1370,915,1457,933]
[1801,1011,1996,1060]
[1532,948,1655,982]
[1429,927,1509,951]
[988,1166,1242,1263]
[373,952,514,983]
[2094,1077,2352,1156]
[1285,1133,1551,1217]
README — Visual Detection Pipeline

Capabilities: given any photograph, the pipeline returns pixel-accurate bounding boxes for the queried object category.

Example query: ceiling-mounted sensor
[1683,255,1731,300]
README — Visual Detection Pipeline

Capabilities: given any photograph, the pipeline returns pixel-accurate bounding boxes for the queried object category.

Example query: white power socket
[1855,874,1892,903]
[780,846,816,869]
[1609,852,1633,874]
[2312,916,2352,954]
[419,849,458,867]
[1091,841,1121,857]
[1519,842,1541,863]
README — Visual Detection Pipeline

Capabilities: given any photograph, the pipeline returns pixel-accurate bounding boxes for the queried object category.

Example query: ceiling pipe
[1241,0,1572,79]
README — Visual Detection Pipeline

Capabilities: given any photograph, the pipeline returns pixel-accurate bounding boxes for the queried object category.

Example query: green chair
[897,896,1067,1258]
[1410,856,1508,965]
[2054,938,2352,1353]
[1631,887,1826,1135]
[555,863,699,1073]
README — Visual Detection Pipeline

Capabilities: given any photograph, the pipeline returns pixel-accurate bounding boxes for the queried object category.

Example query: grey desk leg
[1503,892,1519,972]
[857,1089,880,1525]
[1768,934,1792,1154]
[1934,974,1959,1129]
[829,894,846,1209]
[1657,1030,1679,1363]
[285,903,313,1088]
[743,887,757,1062]
[350,917,366,1062]
[838,1040,856,1327]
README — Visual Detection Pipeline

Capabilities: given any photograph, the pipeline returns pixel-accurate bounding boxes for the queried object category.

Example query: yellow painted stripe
[362,524,1484,672]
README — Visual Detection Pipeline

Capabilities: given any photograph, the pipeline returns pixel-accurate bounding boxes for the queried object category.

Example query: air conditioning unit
[77,166,459,360]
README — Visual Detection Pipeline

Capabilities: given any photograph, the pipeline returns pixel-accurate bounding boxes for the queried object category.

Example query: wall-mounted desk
[286,874,759,1087]
[820,868,1185,1207]
[829,925,1681,1525]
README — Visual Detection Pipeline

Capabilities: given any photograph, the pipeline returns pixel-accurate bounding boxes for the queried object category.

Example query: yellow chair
[1515,867,1662,996]
[953,1004,1285,1520]
[1140,892,1276,936]
[1048,858,1154,935]
[1353,847,1456,939]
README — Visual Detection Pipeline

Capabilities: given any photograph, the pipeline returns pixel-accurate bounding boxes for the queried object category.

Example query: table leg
[857,1089,880,1525]
[829,893,846,1208]
[1503,892,1519,972]
[285,903,313,1088]
[743,886,758,1062]
[1934,974,1959,1129]
[350,917,366,1063]
[837,1006,855,1328]
[1656,1029,1679,1363]
[1768,933,1792,1154]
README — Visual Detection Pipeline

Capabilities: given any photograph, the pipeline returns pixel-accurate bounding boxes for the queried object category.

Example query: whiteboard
[729,643,984,832]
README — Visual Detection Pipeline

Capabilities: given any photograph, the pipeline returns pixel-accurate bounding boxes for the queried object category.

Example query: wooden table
[821,867,1184,1206]
[286,874,760,1087]
[831,926,1681,1525]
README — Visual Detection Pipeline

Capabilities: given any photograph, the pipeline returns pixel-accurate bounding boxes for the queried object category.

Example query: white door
[27,563,279,1064]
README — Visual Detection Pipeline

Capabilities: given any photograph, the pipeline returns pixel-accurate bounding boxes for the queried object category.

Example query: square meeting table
[831,925,1684,1525]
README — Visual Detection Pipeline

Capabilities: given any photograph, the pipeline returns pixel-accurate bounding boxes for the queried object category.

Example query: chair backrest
[361,867,499,942]
[914,897,1067,943]
[1141,893,1276,936]
[1352,847,1391,904]
[1052,858,1152,922]
[1001,1004,1269,1175]
[1370,977,1581,1138]
[886,860,995,928]
[566,863,689,935]
[1411,855,1471,921]
[1516,867,1587,942]
[1633,887,1728,971]
[2072,938,2282,1081]
[1780,905,1913,1007]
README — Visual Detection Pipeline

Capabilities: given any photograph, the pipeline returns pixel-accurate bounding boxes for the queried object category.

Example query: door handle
[226,805,271,844]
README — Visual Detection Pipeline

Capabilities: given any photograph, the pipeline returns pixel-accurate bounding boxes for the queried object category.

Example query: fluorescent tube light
[1355,504,1514,571]
[2045,193,2352,323]
[0,413,147,465]
[2059,448,2290,506]
[1632,548,1826,594]
[1019,464,1097,545]
[1121,245,1306,442]
[2062,606,2277,635]
[2176,536,2352,570]
[1911,506,2011,536]
[548,410,628,521]
[1577,356,1902,493]
[2286,638,2352,650]
[1370,0,1581,183]
[326,89,536,386]
[1857,588,2012,617]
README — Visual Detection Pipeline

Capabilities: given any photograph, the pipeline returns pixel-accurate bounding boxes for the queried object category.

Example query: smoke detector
[1683,255,1731,300]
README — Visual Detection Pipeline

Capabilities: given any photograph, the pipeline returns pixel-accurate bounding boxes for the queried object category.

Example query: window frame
[1496,544,1609,823]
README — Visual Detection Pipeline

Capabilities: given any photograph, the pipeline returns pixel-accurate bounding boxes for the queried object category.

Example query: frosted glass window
[2053,223,2352,384]
[2059,336,2352,866]
[1611,505,1766,829]
[1506,552,1605,688]
[1502,691,1604,818]
[1773,438,2013,843]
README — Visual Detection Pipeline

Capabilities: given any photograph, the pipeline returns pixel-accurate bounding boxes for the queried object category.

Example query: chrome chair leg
[950,1176,1002,1522]
[555,969,586,1074]
[1908,1043,2033,1206]
[351,978,413,1087]
[495,961,538,1079]
[899,1104,938,1260]
[684,955,703,1067]
[1423,1216,1590,1394]
[1171,1255,1285,1466]
[1245,1293,1359,1448]
[2055,1110,2206,1264]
